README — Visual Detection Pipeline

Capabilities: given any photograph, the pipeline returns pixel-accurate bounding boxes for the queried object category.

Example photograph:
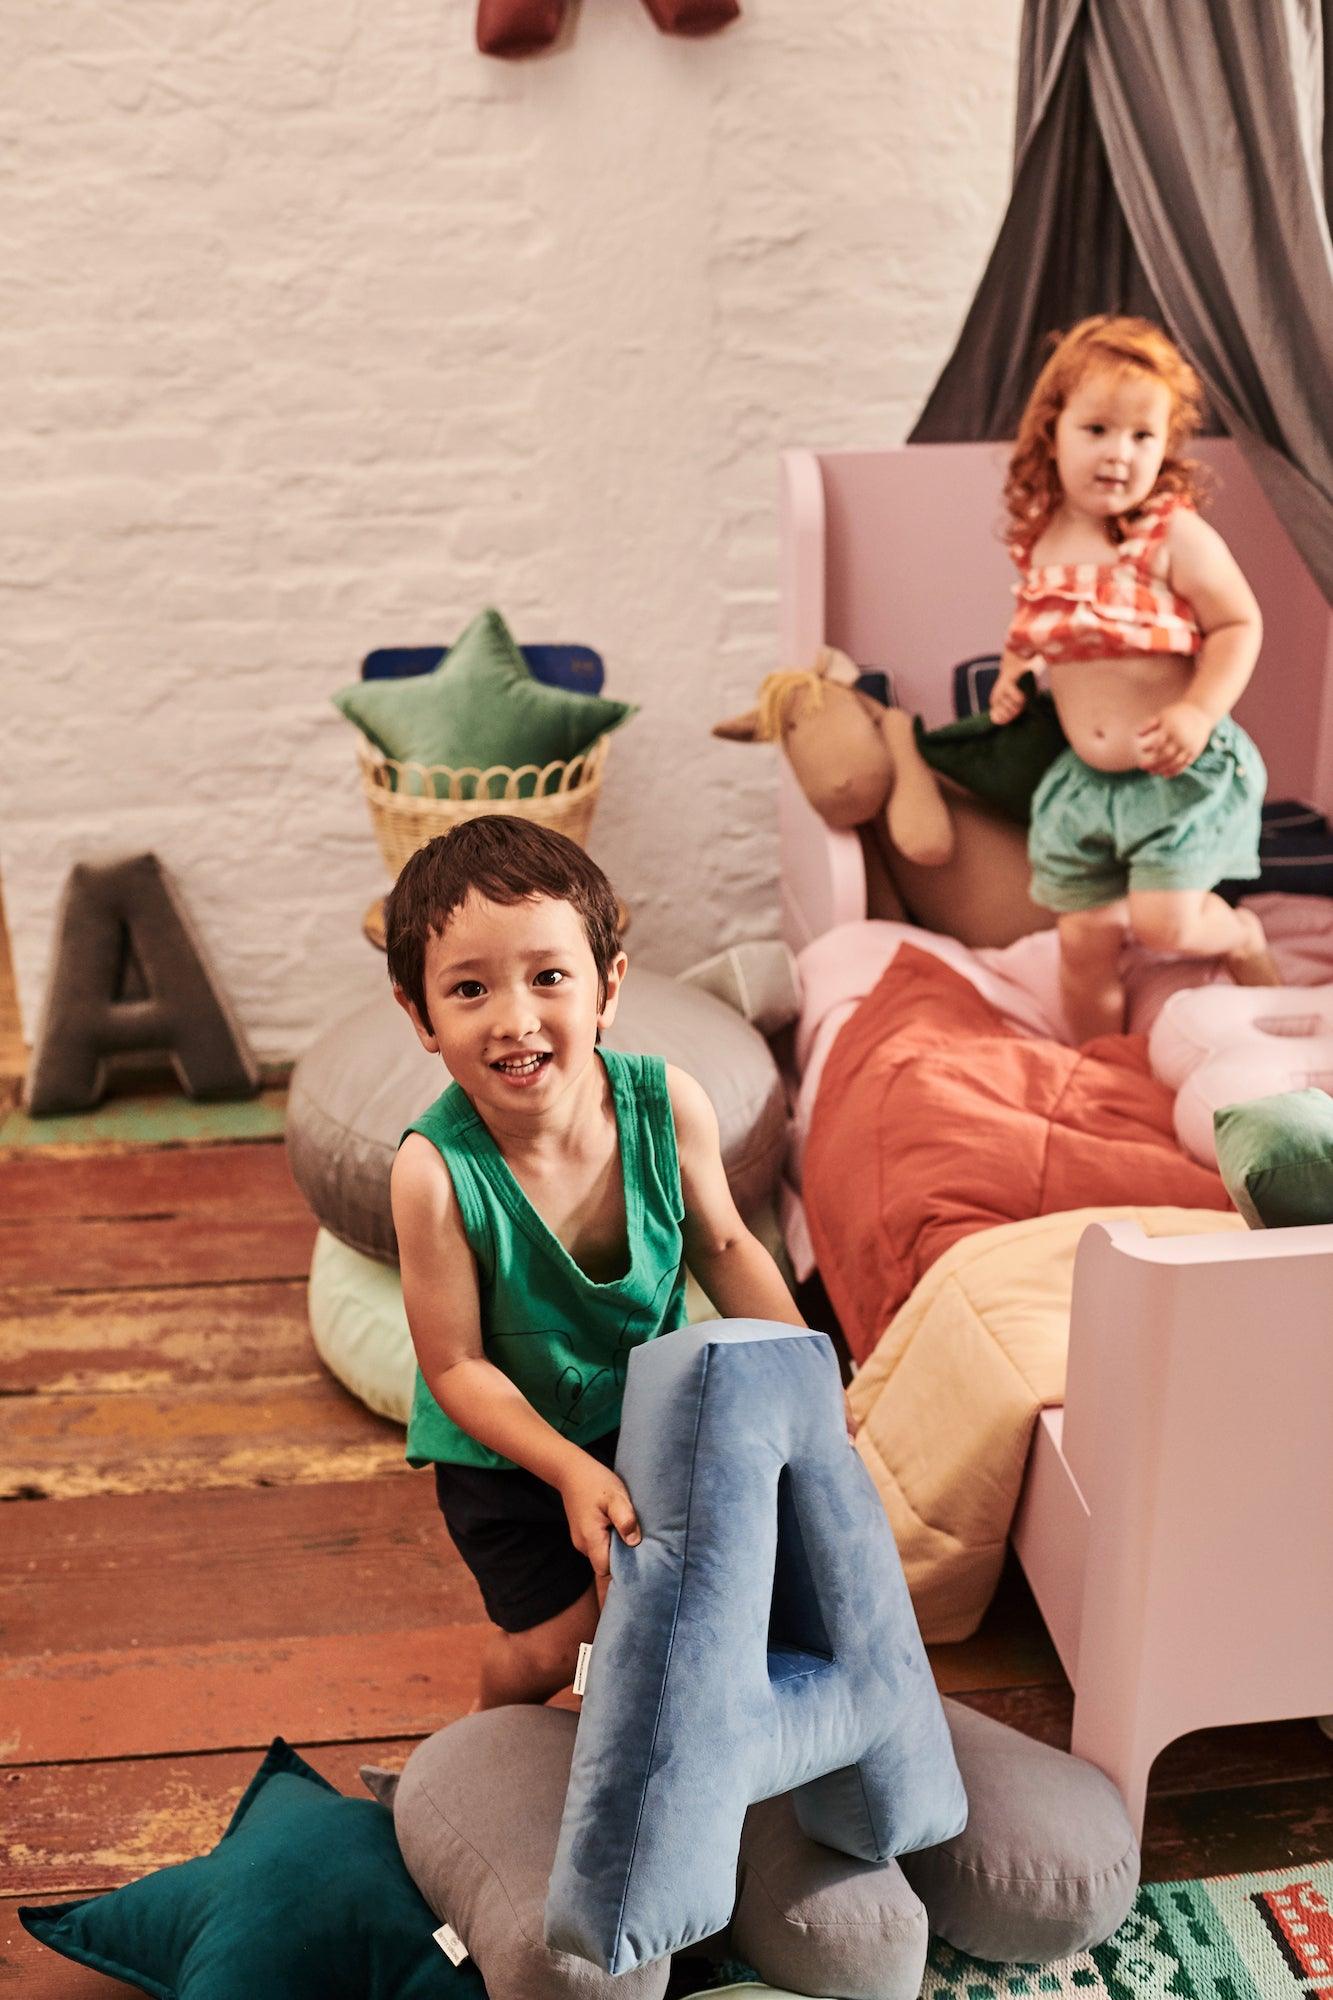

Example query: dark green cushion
[915,674,1066,823]
[1214,1088,1333,1229]
[333,607,635,797]
[20,1738,485,1999]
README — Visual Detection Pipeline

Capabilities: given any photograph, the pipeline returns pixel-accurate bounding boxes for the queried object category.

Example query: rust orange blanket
[804,945,1231,1363]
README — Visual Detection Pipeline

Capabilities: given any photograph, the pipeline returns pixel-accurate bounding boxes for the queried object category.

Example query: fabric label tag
[573,1640,593,1697]
[434,1922,468,1966]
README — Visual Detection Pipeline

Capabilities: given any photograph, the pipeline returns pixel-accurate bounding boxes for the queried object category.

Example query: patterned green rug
[685,1859,1333,1999]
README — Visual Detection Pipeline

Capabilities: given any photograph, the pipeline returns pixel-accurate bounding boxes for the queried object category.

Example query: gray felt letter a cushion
[25,852,259,1116]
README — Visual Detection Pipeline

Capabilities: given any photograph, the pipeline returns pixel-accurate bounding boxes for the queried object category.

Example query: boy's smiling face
[395,891,626,1123]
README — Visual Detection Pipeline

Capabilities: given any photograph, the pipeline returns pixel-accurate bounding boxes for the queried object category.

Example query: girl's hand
[559,1453,641,1578]
[989,676,1028,724]
[1136,701,1213,777]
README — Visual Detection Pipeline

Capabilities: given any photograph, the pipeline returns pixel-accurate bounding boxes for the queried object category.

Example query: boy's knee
[510,1624,576,1684]
[507,1592,597,1682]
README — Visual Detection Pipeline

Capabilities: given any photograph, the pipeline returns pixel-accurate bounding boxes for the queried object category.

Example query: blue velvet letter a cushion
[544,1319,968,1974]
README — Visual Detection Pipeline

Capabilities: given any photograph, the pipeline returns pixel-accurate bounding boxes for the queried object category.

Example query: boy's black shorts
[432,1428,620,1635]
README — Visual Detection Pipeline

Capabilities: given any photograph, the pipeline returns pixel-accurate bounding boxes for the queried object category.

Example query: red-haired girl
[991,315,1278,1041]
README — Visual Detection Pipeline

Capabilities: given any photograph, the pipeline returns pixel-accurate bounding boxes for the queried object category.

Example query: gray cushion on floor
[734,1697,1136,1983]
[732,1793,928,2000]
[287,970,787,1262]
[899,1697,1140,1962]
[371,1706,670,2000]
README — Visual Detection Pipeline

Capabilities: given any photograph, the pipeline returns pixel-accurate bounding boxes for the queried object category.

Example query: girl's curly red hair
[1004,316,1207,549]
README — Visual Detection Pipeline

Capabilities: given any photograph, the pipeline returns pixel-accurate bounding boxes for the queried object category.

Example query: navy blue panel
[952,655,1003,719]
[1218,797,1333,903]
[1260,798,1329,836]
[361,644,605,696]
[853,669,895,709]
[361,647,446,681]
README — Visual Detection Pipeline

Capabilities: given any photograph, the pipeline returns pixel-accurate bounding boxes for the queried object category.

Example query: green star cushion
[333,607,636,797]
[20,1738,485,2000]
[915,674,1067,823]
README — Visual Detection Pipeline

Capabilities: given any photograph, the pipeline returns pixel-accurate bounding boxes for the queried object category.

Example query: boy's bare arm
[391,1137,640,1571]
[666,1067,805,1327]
[667,1069,860,1436]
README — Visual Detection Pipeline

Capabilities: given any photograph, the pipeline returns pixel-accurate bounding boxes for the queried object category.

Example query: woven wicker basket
[355,731,612,878]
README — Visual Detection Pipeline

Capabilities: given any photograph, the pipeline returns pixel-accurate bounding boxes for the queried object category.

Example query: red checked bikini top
[1006,491,1202,666]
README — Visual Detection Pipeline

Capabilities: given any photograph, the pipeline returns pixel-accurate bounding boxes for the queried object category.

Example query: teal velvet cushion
[915,673,1066,823]
[20,1737,485,1999]
[1213,1087,1333,1229]
[333,607,636,797]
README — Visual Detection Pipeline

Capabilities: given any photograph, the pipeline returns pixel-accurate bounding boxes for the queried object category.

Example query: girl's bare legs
[1058,902,1129,1043]
[1127,890,1280,984]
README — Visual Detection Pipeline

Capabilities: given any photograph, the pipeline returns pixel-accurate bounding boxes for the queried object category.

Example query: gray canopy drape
[911,0,1333,602]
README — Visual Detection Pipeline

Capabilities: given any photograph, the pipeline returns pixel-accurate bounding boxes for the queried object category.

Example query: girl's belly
[1048,656,1197,772]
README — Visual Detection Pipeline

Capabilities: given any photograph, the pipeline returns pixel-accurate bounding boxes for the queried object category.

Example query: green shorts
[1028,717,1265,914]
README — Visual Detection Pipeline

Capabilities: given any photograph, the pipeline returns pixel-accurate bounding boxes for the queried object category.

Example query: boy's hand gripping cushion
[544,1319,967,1974]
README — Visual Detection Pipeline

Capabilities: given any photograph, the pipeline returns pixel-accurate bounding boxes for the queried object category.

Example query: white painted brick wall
[3,0,1020,1062]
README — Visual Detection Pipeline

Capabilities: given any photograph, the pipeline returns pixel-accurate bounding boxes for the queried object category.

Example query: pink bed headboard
[779,440,1333,800]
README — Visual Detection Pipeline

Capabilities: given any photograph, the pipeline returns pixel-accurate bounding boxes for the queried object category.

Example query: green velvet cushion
[915,674,1066,823]
[333,607,635,797]
[20,1737,485,2000]
[1213,1087,1333,1230]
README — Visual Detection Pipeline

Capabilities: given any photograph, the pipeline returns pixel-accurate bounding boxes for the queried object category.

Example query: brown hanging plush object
[475,0,569,56]
[475,0,739,55]
[637,0,740,30]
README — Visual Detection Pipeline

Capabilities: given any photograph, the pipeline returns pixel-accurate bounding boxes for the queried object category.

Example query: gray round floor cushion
[287,970,787,1263]
[361,1697,1139,2000]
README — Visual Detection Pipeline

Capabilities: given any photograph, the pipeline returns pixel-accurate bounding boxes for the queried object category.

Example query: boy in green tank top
[386,816,807,1711]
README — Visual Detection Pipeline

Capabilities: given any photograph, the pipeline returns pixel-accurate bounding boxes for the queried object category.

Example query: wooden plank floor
[3,1135,1332,1996]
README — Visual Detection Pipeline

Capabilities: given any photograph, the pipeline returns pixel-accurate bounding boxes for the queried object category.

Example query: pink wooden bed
[778,441,1333,1832]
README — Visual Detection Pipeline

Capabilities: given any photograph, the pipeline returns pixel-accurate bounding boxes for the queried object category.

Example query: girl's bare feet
[1225,906,1281,987]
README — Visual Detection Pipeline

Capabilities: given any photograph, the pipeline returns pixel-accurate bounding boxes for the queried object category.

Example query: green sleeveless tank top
[401,1049,689,1470]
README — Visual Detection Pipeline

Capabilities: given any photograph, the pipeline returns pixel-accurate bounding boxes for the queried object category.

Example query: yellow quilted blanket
[846,1204,1245,1644]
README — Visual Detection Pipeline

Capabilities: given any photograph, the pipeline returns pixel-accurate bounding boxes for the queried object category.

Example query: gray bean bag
[287,970,787,1263]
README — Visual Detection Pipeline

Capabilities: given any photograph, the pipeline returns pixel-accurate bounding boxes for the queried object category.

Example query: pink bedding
[801,946,1233,1364]
[784,895,1333,1327]
[789,892,1333,1201]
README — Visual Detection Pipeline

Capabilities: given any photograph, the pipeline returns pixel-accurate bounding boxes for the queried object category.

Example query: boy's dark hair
[385,815,622,1029]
